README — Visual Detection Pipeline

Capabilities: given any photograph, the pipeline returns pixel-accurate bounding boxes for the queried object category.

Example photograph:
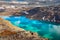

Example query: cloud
[0,0,59,2]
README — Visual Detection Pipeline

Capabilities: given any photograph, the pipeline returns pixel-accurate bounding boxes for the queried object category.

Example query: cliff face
[13,6,60,23]
[0,18,48,40]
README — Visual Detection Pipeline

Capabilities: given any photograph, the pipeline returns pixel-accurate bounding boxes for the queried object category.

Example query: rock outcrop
[0,18,48,40]
[12,6,60,23]
[0,6,60,23]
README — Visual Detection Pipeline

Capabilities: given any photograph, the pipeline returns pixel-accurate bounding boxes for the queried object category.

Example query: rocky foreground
[0,18,48,40]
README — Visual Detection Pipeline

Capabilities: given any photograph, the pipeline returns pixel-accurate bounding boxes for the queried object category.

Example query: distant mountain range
[0,0,60,2]
[0,0,60,6]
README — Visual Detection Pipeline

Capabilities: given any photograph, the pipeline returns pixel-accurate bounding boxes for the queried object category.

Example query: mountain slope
[14,6,60,23]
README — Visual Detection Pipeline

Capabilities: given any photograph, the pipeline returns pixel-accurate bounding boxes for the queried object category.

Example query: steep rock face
[27,7,60,23]
[13,6,60,23]
[0,18,48,40]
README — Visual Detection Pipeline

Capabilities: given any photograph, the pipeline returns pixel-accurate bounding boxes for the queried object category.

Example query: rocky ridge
[0,6,60,23]
[13,6,60,23]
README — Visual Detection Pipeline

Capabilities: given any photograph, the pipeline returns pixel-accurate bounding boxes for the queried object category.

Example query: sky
[0,0,60,3]
[0,0,59,1]
[0,0,59,6]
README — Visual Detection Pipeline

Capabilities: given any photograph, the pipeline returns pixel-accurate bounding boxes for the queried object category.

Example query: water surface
[1,16,60,40]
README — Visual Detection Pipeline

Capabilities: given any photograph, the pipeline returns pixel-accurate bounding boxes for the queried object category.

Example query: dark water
[1,16,60,40]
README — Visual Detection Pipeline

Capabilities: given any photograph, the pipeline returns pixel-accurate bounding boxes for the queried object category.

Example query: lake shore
[0,18,48,40]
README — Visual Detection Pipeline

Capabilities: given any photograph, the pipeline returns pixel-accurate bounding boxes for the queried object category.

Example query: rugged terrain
[0,18,48,40]
[0,7,32,16]
[12,6,60,23]
[0,5,60,23]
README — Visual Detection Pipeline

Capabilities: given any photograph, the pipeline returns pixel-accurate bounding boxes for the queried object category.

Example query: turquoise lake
[1,16,60,40]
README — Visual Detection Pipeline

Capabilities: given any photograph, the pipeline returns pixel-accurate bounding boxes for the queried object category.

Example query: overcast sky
[0,0,59,2]
[0,0,59,1]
